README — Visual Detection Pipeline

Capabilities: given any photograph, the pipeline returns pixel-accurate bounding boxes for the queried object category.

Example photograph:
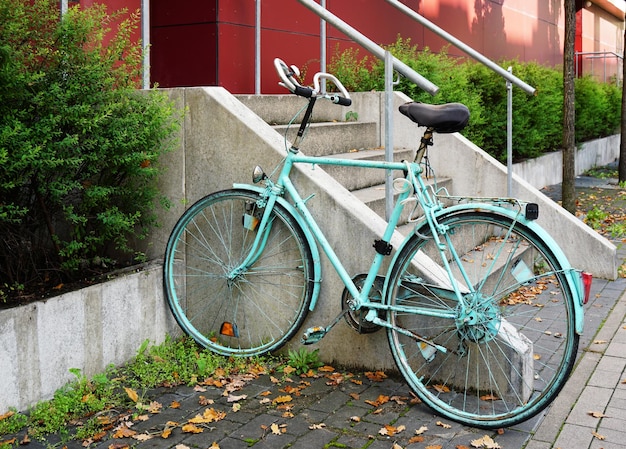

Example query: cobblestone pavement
[10,261,626,449]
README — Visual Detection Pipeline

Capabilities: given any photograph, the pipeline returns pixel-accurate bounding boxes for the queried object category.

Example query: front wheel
[163,189,314,357]
[386,210,578,428]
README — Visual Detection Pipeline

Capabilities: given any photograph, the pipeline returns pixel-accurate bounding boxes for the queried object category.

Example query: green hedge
[0,0,181,301]
[328,37,621,163]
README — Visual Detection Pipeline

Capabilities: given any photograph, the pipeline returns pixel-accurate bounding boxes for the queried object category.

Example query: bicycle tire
[163,189,314,357]
[386,210,578,428]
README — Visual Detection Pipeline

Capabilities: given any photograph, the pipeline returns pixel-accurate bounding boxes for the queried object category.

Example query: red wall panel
[151,23,217,87]
[146,0,618,92]
[151,0,216,27]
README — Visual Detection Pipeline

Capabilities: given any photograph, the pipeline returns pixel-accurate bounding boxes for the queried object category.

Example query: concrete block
[0,263,179,414]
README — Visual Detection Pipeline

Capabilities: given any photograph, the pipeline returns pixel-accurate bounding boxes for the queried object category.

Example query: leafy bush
[575,75,621,141]
[0,0,180,302]
[328,36,621,163]
[463,59,564,161]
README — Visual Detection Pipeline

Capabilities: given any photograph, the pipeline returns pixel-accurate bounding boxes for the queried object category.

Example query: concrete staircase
[237,91,617,281]
[238,93,449,234]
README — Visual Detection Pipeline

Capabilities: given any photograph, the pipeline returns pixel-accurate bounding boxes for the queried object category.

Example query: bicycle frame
[231,141,587,335]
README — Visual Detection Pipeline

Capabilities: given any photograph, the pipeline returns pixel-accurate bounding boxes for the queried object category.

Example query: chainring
[341,274,385,334]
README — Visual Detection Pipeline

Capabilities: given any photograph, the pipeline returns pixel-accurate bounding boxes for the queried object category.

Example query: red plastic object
[582,272,593,304]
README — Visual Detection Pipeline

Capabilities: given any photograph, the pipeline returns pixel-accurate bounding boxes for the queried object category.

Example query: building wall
[93,0,625,93]
[578,2,624,83]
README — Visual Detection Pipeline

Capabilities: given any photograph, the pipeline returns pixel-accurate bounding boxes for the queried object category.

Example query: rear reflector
[582,272,593,304]
[220,322,239,338]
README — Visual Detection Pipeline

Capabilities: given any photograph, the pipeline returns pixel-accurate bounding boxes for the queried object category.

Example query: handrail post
[141,0,150,90]
[507,67,513,197]
[320,0,327,92]
[255,0,261,95]
[384,51,394,220]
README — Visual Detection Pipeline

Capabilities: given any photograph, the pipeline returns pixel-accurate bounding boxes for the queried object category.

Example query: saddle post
[414,127,434,164]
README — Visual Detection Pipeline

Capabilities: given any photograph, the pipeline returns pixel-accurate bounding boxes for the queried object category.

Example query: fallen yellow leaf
[113,426,136,439]
[272,395,293,404]
[365,394,390,407]
[592,431,605,440]
[124,387,139,403]
[181,423,203,434]
[132,434,153,442]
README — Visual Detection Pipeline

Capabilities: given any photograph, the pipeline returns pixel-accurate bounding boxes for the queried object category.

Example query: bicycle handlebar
[274,57,352,106]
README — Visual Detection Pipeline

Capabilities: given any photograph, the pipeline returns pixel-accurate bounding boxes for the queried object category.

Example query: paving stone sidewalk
[9,254,624,449]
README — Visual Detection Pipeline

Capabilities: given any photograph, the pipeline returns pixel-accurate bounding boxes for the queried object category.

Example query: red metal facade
[82,1,625,93]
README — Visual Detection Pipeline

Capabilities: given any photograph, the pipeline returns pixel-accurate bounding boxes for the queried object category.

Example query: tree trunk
[562,0,576,213]
[618,23,626,183]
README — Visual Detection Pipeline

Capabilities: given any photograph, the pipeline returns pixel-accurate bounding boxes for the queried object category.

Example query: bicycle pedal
[301,326,326,344]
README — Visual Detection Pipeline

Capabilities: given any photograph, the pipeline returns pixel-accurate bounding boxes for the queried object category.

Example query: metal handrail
[297,0,440,96]
[385,0,536,96]
[575,51,623,84]
[297,0,537,213]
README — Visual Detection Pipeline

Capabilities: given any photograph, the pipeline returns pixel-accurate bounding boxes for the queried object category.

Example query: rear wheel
[163,189,314,356]
[386,210,578,428]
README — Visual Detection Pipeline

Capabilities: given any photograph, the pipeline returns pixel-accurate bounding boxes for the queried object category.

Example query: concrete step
[322,147,416,191]
[236,94,348,124]
[272,121,378,157]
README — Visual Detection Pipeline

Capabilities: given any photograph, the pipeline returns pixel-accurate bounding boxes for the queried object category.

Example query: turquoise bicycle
[163,58,592,428]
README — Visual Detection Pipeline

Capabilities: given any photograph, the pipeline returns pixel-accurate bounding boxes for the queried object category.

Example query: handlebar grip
[331,95,352,107]
[294,85,314,98]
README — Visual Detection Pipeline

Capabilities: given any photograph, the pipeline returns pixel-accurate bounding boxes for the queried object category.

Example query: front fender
[233,183,322,310]
[390,202,586,334]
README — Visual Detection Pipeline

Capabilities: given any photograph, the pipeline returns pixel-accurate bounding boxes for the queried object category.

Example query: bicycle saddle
[399,101,470,133]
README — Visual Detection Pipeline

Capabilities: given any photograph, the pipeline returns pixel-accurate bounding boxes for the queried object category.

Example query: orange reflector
[220,322,239,337]
[582,272,592,304]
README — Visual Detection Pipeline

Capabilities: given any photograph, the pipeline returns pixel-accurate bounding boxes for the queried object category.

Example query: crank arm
[301,307,350,345]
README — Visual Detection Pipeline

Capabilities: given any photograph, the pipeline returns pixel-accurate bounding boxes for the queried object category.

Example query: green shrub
[463,60,564,162]
[575,75,621,141]
[328,36,621,163]
[0,0,180,300]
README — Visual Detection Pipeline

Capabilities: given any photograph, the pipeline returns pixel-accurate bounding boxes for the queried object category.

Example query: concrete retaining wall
[0,263,179,414]
[513,135,620,189]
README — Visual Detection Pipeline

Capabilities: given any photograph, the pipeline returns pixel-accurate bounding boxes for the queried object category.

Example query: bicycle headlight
[252,166,266,184]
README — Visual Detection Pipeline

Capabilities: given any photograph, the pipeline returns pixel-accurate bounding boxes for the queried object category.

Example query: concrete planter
[512,135,620,189]
[0,262,179,414]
